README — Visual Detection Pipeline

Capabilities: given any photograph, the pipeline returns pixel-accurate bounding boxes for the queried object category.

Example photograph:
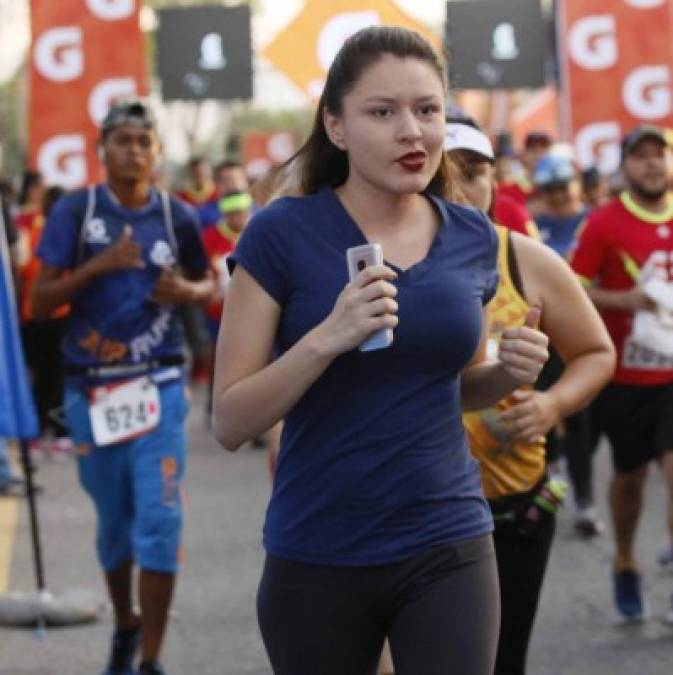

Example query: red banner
[242,131,297,179]
[29,0,146,189]
[559,0,673,175]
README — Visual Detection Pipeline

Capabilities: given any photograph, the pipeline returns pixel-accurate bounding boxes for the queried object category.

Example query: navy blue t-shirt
[37,186,208,381]
[232,187,498,566]
[535,210,587,258]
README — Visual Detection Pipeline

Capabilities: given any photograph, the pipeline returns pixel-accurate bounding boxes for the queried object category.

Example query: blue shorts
[64,377,188,573]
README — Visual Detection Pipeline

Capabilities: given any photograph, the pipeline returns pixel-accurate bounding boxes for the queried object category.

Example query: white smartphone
[346,243,394,352]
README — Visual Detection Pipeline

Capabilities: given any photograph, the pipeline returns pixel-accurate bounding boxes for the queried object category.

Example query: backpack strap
[76,185,97,266]
[75,187,178,267]
[160,190,179,261]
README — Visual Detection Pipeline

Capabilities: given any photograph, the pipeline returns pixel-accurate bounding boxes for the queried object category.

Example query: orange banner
[263,0,439,102]
[29,0,146,189]
[558,0,673,174]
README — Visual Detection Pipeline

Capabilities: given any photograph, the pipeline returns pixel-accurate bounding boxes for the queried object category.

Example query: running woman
[446,121,614,673]
[32,100,214,675]
[212,27,549,675]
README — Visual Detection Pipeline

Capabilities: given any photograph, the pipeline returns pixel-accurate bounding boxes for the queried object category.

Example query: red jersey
[492,191,540,239]
[15,208,69,321]
[175,184,218,208]
[497,181,531,207]
[571,192,673,385]
[202,225,237,321]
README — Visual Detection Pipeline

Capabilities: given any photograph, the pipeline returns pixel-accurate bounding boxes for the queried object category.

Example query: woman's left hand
[498,389,561,443]
[497,306,549,386]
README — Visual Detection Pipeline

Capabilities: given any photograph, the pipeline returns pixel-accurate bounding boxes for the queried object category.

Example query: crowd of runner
[1,25,673,675]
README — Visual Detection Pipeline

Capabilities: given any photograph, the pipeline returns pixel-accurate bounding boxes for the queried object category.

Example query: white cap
[444,123,494,161]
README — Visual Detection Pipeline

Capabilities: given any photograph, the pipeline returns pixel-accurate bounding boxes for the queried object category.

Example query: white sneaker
[574,506,605,537]
[657,543,673,571]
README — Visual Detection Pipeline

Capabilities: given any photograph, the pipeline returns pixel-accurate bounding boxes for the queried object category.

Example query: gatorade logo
[575,122,621,175]
[316,12,380,70]
[309,11,380,97]
[568,15,617,70]
[34,27,83,82]
[622,65,671,119]
[88,77,138,125]
[85,0,135,21]
[37,135,87,189]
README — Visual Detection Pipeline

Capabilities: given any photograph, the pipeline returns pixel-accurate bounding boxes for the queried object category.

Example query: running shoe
[574,507,605,537]
[656,543,673,571]
[101,625,140,675]
[613,569,647,622]
[138,663,166,675]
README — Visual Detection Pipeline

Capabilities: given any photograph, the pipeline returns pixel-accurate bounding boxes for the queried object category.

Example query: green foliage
[230,106,313,136]
[0,68,28,180]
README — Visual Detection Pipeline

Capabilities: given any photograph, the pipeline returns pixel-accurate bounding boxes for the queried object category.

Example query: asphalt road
[2,392,673,674]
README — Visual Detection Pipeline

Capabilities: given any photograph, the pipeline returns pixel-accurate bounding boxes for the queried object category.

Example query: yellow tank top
[464,225,546,500]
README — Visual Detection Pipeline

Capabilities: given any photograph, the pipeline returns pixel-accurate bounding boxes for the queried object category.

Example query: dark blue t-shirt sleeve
[230,202,292,306]
[172,199,210,277]
[36,192,84,270]
[479,210,499,305]
[197,200,220,229]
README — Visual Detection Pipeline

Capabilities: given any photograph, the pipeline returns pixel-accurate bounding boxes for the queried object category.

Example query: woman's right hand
[314,265,399,356]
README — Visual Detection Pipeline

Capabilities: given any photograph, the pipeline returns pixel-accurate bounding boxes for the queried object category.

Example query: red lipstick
[397,151,426,172]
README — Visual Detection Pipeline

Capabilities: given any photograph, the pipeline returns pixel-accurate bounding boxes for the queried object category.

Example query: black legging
[22,318,67,436]
[493,512,556,675]
[537,349,600,508]
[257,534,500,675]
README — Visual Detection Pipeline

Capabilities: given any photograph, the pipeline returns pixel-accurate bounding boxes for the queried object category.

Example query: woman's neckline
[323,186,448,277]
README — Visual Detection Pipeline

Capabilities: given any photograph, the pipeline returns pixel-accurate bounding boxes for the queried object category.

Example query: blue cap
[533,154,575,187]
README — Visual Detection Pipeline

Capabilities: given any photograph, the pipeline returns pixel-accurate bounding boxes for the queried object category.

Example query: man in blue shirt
[33,100,214,675]
[533,153,588,258]
[532,152,605,537]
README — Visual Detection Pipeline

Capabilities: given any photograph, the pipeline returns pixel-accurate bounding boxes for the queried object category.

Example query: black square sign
[446,0,548,90]
[156,6,253,101]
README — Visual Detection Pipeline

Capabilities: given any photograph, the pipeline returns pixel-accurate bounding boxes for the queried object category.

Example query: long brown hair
[278,26,457,199]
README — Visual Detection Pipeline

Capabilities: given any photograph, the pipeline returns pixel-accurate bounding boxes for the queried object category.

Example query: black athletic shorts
[592,381,673,473]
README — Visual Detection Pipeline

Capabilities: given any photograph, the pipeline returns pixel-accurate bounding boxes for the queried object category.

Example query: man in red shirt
[175,156,217,208]
[571,125,673,622]
[496,131,552,210]
[201,190,253,341]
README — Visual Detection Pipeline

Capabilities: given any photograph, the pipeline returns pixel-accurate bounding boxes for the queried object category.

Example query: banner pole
[18,439,45,593]
[0,200,99,630]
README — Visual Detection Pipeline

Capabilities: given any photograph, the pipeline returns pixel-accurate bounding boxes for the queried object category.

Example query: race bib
[89,377,161,446]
